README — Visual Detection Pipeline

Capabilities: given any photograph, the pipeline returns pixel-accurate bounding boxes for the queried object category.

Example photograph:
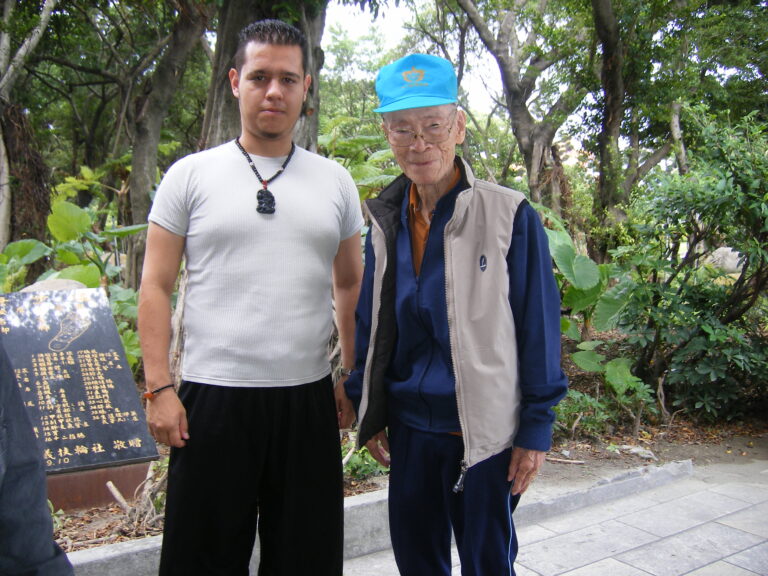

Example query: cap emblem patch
[402,66,427,86]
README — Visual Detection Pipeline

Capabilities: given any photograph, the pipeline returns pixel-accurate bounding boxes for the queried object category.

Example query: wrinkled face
[382,104,466,190]
[229,41,311,149]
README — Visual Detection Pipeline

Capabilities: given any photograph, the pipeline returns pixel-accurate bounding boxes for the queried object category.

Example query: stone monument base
[47,461,153,511]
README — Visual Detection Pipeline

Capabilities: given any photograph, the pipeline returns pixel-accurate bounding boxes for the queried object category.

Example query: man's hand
[507,447,546,495]
[365,431,391,468]
[139,223,187,449]
[146,391,189,448]
[334,378,356,429]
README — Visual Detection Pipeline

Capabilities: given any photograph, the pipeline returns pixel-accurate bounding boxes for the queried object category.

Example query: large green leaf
[119,328,141,370]
[605,358,643,395]
[52,264,101,287]
[577,340,604,351]
[544,228,573,259]
[3,239,50,265]
[552,243,600,290]
[102,224,148,238]
[563,282,603,314]
[571,349,606,372]
[571,255,601,290]
[366,149,394,165]
[109,285,138,319]
[593,283,631,331]
[357,174,397,189]
[55,245,85,266]
[561,317,581,340]
[349,164,381,181]
[48,201,91,242]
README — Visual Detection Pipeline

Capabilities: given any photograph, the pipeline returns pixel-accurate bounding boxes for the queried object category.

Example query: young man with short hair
[139,19,362,576]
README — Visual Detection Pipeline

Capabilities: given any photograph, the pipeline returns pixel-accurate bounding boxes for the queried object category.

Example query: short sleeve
[148,158,192,236]
[337,166,364,240]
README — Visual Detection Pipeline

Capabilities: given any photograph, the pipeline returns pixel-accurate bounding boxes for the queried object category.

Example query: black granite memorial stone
[0,288,157,473]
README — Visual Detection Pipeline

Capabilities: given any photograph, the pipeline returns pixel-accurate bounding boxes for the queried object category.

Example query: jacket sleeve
[0,345,75,575]
[507,201,568,452]
[344,230,376,414]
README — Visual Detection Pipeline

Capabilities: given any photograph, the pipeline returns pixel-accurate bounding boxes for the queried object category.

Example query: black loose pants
[159,376,343,576]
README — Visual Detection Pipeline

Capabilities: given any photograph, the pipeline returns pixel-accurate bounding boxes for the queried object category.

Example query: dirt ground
[539,424,768,489]
[53,420,767,554]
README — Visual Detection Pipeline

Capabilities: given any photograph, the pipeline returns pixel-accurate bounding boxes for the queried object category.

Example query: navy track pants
[388,418,520,576]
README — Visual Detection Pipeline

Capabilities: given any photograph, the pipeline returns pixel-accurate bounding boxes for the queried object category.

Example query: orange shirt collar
[407,166,462,215]
[407,166,461,275]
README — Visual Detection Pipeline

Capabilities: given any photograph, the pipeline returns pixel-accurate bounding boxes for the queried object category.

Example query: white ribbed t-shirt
[148,141,364,387]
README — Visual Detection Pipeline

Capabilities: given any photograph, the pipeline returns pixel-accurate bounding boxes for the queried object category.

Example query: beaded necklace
[234,138,296,214]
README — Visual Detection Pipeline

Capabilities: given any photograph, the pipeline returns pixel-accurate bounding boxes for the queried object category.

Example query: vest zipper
[444,189,471,490]
[453,461,469,493]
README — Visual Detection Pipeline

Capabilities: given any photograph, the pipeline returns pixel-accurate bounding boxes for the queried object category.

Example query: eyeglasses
[385,110,458,147]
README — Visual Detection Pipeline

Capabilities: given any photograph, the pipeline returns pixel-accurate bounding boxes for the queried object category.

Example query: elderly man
[344,54,568,575]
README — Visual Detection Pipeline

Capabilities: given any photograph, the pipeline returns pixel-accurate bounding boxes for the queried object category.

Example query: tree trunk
[0,118,10,248]
[293,5,326,152]
[0,0,59,249]
[2,104,50,256]
[455,0,585,214]
[199,0,259,149]
[125,1,214,288]
[590,0,625,263]
[670,102,688,175]
[668,0,690,176]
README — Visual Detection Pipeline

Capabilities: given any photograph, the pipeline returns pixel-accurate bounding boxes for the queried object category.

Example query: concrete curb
[69,536,162,576]
[69,460,693,575]
[513,458,693,526]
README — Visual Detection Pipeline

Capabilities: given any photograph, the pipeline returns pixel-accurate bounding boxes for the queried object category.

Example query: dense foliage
[616,111,768,422]
[1,0,765,435]
[554,110,767,437]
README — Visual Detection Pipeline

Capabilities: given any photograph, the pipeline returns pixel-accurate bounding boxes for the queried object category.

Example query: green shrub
[609,110,768,422]
[554,389,611,439]
[343,445,388,481]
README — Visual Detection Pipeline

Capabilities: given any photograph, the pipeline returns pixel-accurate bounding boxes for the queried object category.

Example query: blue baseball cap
[374,54,457,113]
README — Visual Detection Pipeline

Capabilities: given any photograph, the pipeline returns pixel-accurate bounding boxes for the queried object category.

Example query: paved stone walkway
[343,459,768,576]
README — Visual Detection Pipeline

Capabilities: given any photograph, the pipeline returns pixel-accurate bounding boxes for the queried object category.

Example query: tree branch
[0,0,60,100]
[456,0,499,57]
[30,56,124,83]
[622,140,673,196]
